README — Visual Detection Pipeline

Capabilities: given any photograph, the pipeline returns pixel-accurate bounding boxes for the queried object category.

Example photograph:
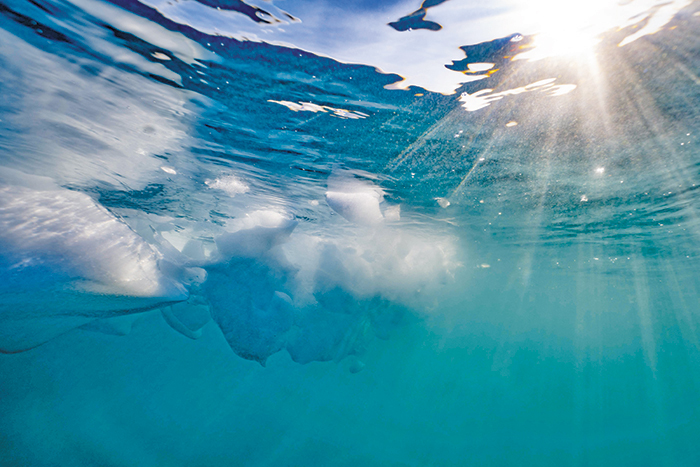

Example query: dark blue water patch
[447,33,526,71]
[0,1,71,43]
[192,0,285,24]
[87,183,173,213]
[388,0,449,32]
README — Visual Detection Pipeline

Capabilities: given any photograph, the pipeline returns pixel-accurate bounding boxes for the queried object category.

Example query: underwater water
[1,0,700,464]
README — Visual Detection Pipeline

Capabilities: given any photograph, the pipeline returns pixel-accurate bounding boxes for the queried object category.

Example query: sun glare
[512,0,606,61]
[509,0,691,61]
[513,29,600,61]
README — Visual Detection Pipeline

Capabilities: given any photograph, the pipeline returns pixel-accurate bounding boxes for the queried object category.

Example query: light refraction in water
[1,0,700,465]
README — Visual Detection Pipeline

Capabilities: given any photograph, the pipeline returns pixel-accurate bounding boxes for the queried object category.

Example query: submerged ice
[0,170,193,352]
[0,164,458,364]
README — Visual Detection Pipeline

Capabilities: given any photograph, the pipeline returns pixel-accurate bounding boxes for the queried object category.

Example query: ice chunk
[79,314,143,336]
[436,197,451,208]
[203,210,299,363]
[207,261,295,364]
[0,185,187,299]
[286,310,369,364]
[0,171,188,352]
[347,357,366,374]
[161,298,212,340]
[215,210,297,260]
[326,177,385,225]
[326,191,384,225]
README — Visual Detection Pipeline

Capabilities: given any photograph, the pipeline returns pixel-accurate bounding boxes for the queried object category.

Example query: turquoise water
[1,0,700,465]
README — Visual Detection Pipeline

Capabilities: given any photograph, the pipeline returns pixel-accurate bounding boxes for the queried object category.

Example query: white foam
[383,204,401,222]
[284,226,459,309]
[205,174,250,196]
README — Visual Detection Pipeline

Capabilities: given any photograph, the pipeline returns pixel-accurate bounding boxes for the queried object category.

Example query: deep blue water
[1,0,700,465]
